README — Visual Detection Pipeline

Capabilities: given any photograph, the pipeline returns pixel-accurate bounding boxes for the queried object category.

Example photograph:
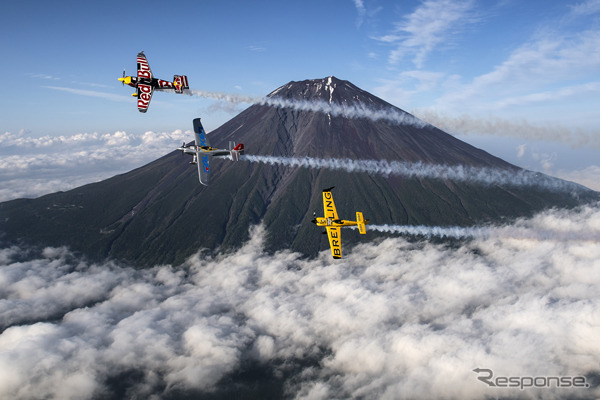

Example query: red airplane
[118,51,189,113]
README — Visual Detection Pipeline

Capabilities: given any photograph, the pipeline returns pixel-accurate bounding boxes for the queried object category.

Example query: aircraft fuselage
[312,217,359,228]
[119,76,182,91]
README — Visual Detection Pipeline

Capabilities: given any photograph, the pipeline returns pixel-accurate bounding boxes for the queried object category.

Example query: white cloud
[434,28,600,112]
[411,109,600,149]
[555,165,600,191]
[532,151,557,172]
[369,2,600,146]
[28,73,60,81]
[491,81,600,109]
[352,0,366,27]
[568,0,600,17]
[0,129,189,201]
[372,70,446,108]
[516,144,527,158]
[375,0,477,68]
[246,45,266,52]
[43,86,131,103]
[1,205,599,399]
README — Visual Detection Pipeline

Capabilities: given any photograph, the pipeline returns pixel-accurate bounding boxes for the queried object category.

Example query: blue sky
[1,0,599,198]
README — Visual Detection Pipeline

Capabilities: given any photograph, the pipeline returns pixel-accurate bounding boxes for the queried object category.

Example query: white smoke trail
[241,155,584,192]
[368,220,600,241]
[186,88,597,148]
[184,89,259,105]
[368,224,482,239]
[413,110,600,149]
[186,89,427,127]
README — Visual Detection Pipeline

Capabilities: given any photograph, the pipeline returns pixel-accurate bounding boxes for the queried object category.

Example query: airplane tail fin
[193,118,210,147]
[356,212,367,234]
[229,142,244,161]
[173,75,189,93]
[233,143,244,153]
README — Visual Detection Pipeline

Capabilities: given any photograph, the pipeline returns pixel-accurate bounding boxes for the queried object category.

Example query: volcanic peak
[267,76,387,109]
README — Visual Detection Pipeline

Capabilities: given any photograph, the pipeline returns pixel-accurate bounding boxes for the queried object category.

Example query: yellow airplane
[311,187,369,259]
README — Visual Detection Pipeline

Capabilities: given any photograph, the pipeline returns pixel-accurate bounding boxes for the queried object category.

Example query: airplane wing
[136,51,153,80]
[197,151,210,185]
[322,188,339,220]
[193,119,210,185]
[326,226,342,259]
[136,84,153,113]
[323,188,341,258]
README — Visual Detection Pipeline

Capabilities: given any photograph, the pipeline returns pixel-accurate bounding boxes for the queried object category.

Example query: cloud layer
[1,205,599,399]
[0,129,187,201]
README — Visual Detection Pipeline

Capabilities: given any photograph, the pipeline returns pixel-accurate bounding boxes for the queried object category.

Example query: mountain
[1,77,598,265]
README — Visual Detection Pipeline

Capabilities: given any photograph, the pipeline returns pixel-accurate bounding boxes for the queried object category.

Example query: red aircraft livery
[119,51,189,113]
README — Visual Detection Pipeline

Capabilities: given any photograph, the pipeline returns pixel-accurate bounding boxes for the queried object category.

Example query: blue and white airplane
[177,118,244,185]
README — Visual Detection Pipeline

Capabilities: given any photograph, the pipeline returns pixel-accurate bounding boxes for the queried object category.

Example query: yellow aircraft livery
[311,187,369,259]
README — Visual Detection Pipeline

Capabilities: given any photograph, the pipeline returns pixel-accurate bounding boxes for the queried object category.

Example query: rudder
[229,142,244,161]
[173,75,189,93]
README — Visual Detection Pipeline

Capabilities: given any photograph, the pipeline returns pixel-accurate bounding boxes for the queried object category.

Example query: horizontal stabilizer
[356,212,367,234]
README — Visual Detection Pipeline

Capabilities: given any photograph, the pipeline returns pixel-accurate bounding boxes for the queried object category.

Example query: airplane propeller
[121,69,126,86]
[311,211,318,225]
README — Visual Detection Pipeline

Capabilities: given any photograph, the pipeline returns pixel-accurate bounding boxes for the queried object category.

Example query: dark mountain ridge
[1,76,597,265]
